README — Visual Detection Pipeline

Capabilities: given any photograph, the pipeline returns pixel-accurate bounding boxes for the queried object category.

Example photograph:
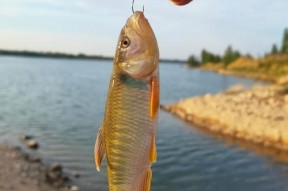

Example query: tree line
[271,28,288,54]
[187,45,242,67]
[0,49,113,60]
[188,27,288,67]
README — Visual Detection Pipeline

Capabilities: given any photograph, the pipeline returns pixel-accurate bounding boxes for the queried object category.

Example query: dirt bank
[0,144,77,191]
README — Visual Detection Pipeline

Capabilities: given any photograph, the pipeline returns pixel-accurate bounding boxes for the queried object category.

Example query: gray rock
[49,163,62,172]
[70,185,80,191]
[19,135,33,141]
[47,171,62,181]
[63,175,69,182]
[28,156,41,163]
[72,172,80,178]
[27,140,39,149]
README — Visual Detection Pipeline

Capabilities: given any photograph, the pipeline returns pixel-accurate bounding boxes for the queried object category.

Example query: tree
[281,28,288,53]
[223,45,234,65]
[271,44,278,54]
[223,45,241,66]
[212,54,222,63]
[201,49,222,64]
[245,53,253,59]
[201,49,210,64]
[187,55,200,67]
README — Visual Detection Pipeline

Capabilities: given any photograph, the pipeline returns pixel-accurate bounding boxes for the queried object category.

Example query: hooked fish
[94,11,159,191]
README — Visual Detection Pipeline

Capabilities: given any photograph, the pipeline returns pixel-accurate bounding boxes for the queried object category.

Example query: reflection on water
[177,117,288,164]
[0,56,287,191]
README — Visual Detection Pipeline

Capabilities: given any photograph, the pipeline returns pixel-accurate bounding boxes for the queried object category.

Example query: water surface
[0,56,287,191]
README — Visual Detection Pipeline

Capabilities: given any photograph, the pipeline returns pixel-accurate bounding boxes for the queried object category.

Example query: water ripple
[0,56,287,191]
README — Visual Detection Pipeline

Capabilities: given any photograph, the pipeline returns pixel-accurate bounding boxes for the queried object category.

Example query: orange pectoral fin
[94,126,105,172]
[150,76,159,120]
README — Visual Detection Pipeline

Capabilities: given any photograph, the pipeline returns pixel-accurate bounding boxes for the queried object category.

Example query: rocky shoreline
[161,85,288,151]
[0,144,80,191]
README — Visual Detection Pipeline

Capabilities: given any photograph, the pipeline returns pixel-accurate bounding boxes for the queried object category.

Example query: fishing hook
[132,0,144,13]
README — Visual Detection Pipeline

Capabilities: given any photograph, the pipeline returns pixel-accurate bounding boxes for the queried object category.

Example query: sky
[0,0,288,60]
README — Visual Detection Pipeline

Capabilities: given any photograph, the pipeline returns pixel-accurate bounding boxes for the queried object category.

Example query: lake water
[0,56,288,191]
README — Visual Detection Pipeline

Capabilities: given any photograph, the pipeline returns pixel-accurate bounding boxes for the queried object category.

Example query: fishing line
[132,0,144,13]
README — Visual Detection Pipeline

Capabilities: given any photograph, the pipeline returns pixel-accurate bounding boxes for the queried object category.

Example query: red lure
[171,0,193,6]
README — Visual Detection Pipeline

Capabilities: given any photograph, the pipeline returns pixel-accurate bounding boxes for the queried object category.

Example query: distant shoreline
[188,54,288,85]
[0,49,113,61]
[197,67,276,83]
[0,49,185,63]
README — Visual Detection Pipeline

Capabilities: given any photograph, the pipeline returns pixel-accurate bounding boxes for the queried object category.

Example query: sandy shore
[0,144,77,191]
[162,85,288,151]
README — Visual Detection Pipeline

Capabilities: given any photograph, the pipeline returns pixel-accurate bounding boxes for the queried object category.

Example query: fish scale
[104,73,152,189]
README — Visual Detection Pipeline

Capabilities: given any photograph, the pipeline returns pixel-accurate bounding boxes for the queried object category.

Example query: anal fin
[94,126,105,171]
[139,168,152,191]
[149,135,157,164]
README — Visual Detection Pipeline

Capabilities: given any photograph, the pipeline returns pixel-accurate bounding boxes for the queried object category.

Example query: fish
[94,11,159,191]
[171,0,193,6]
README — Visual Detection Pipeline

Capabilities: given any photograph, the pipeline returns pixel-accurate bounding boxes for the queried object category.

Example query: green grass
[200,54,288,83]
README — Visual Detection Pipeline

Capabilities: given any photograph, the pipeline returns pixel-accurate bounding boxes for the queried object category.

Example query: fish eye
[121,37,130,48]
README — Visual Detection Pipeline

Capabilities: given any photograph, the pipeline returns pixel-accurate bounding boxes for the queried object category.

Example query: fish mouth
[126,11,152,37]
